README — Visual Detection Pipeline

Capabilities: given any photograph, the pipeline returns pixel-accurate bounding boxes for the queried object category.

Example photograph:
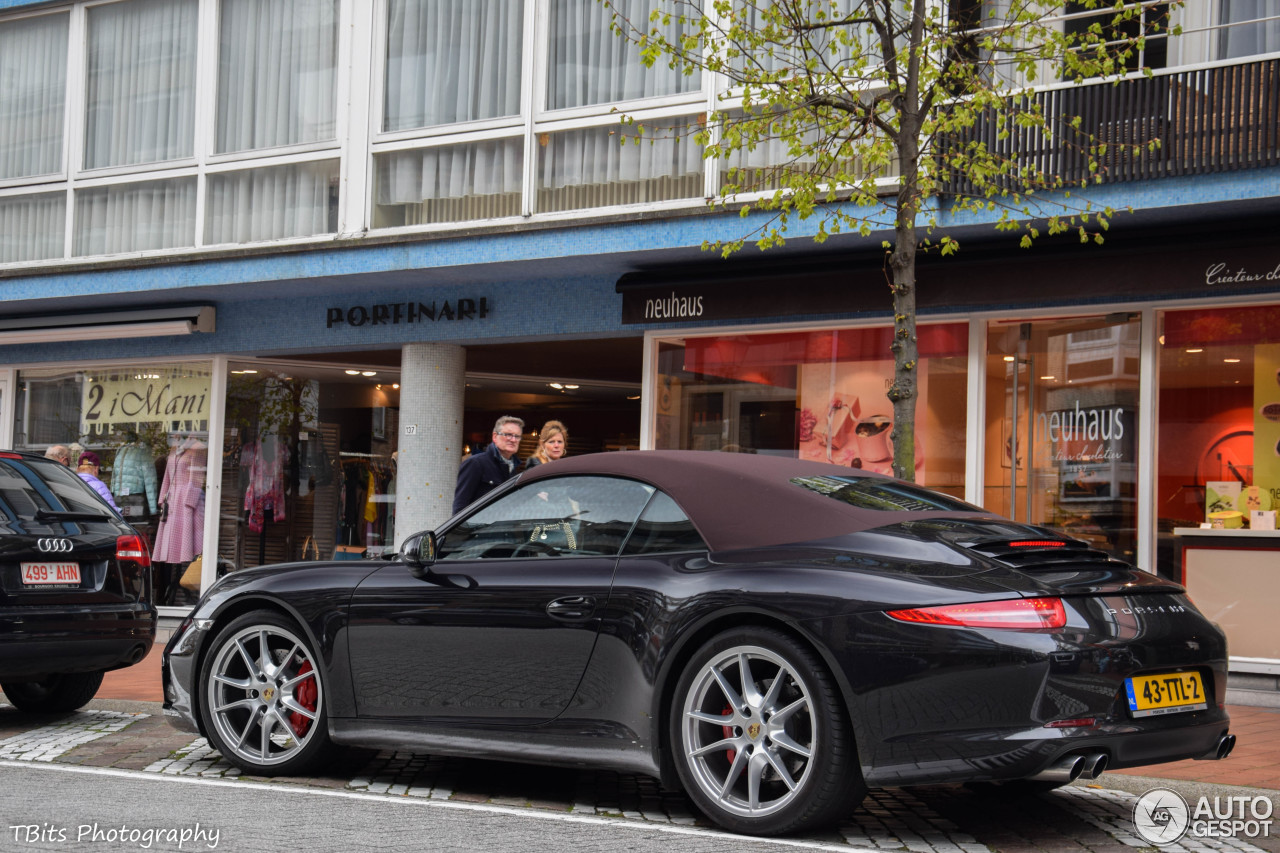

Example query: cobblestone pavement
[1,703,1277,853]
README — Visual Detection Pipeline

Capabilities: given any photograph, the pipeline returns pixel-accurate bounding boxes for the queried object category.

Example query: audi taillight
[117,533,152,568]
[887,597,1066,630]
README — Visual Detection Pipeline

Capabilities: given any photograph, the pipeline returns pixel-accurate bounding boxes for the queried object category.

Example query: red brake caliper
[722,704,736,765]
[289,661,316,736]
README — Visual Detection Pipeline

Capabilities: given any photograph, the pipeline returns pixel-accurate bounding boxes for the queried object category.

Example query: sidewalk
[99,641,1280,792]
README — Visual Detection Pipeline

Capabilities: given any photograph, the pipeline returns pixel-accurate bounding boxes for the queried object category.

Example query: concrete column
[395,342,466,547]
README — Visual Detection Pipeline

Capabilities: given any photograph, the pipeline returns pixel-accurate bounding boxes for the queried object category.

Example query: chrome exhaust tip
[1078,753,1108,780]
[1029,754,1085,783]
[1196,733,1236,760]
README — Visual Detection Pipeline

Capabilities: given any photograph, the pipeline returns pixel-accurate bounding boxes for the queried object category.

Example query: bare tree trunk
[889,130,921,481]
[887,232,918,482]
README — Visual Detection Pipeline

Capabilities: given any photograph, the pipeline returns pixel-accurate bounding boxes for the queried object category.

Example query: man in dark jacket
[452,416,524,513]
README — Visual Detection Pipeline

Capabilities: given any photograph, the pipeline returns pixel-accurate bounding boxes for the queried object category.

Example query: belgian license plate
[20,562,81,587]
[1125,671,1208,717]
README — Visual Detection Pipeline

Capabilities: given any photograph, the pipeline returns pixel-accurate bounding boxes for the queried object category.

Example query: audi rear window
[790,475,981,513]
[0,457,119,520]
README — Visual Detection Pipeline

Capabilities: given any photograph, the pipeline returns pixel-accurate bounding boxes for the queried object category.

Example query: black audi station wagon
[0,450,157,712]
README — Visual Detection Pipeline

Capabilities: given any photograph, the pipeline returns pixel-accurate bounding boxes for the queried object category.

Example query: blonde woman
[524,421,568,470]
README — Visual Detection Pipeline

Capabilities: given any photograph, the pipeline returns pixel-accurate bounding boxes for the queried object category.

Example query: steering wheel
[510,540,560,557]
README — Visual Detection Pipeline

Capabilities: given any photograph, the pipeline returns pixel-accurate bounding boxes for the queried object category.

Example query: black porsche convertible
[162,451,1234,836]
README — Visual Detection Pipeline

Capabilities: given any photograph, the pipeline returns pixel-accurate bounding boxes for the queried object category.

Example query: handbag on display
[178,555,204,592]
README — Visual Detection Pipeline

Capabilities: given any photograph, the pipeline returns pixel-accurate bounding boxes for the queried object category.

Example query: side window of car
[437,475,654,560]
[622,490,708,555]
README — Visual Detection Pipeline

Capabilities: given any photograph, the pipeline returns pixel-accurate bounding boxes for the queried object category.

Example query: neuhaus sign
[327,297,492,329]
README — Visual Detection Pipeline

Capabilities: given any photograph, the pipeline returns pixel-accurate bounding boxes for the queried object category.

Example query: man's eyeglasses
[495,432,522,440]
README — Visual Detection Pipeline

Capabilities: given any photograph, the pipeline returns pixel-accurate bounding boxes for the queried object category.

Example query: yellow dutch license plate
[1125,671,1208,718]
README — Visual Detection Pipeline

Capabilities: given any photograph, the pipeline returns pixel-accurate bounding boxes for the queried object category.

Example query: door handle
[546,595,596,620]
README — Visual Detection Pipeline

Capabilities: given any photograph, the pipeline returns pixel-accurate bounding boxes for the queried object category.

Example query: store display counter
[1174,528,1280,674]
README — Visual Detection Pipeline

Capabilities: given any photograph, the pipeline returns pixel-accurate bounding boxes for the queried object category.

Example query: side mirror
[399,530,438,577]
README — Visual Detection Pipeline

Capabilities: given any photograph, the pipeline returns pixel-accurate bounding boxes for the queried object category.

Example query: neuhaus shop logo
[1132,787,1273,846]
[326,298,491,329]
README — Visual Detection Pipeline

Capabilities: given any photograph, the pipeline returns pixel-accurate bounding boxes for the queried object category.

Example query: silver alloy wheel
[680,644,816,818]
[205,623,322,767]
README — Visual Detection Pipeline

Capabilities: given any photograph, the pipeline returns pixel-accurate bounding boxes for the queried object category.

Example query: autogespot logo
[1134,787,1275,845]
[1133,788,1190,846]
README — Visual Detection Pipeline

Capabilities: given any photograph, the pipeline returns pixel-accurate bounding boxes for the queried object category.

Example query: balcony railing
[943,57,1280,195]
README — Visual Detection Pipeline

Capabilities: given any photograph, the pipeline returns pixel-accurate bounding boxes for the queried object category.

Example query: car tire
[1,671,104,713]
[669,627,866,835]
[198,610,333,776]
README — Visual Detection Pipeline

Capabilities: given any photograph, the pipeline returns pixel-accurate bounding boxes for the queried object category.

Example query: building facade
[1,0,1278,674]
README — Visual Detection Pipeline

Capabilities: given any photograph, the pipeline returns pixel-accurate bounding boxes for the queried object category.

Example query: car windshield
[790,475,981,513]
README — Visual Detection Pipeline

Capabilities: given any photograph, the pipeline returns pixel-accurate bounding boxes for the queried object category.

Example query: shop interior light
[361,371,377,377]
[549,382,564,389]
[0,306,214,345]
[1186,348,1203,353]
[1224,358,1241,363]
[345,370,360,375]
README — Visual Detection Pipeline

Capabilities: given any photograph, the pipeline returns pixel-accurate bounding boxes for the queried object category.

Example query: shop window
[1156,304,1280,573]
[12,362,214,606]
[653,323,969,498]
[221,363,400,579]
[985,316,1140,562]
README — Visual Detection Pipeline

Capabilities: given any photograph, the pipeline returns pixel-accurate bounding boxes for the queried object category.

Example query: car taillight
[887,597,1067,630]
[117,533,152,568]
[1008,540,1066,548]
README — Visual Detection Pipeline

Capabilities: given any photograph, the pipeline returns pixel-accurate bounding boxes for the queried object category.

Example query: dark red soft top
[517,450,988,551]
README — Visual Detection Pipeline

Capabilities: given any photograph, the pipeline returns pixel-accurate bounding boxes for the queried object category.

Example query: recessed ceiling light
[549,382,564,389]
[1185,348,1203,353]
[1224,358,1241,364]
[1003,356,1015,362]
[345,370,360,375]
[564,384,579,390]
[362,371,376,377]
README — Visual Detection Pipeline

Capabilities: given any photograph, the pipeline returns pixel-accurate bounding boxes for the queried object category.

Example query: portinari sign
[326,298,492,329]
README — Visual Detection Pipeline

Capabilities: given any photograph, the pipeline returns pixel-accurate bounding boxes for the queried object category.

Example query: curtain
[0,193,65,264]
[217,0,338,154]
[0,13,67,180]
[206,161,338,244]
[548,0,699,110]
[384,0,523,131]
[84,0,197,170]
[1220,0,1280,58]
[538,121,703,210]
[376,140,522,223]
[74,178,196,256]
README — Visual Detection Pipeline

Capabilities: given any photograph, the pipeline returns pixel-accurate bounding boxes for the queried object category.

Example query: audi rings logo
[36,538,74,554]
